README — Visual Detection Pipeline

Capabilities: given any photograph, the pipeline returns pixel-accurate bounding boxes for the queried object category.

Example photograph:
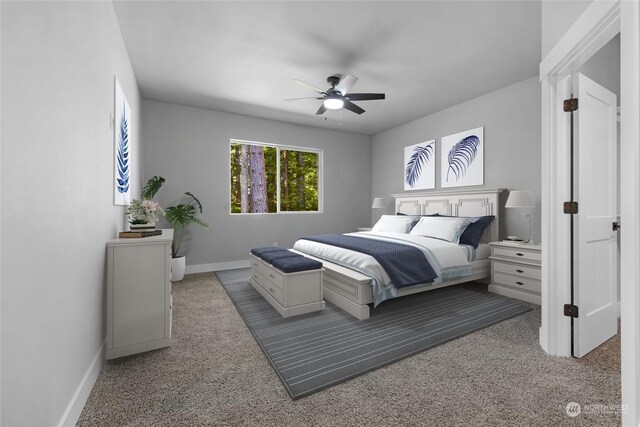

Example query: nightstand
[357,227,372,232]
[488,241,541,305]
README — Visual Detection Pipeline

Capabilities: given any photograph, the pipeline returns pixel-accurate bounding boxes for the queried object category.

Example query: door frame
[539,1,640,424]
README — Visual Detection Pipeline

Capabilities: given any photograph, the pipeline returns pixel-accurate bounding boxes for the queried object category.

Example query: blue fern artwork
[405,143,434,188]
[116,102,130,194]
[114,78,131,205]
[446,135,480,182]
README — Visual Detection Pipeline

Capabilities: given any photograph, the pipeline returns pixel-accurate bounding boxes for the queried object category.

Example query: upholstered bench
[249,248,325,318]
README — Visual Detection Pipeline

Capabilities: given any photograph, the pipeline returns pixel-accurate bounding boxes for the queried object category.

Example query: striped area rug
[216,268,531,400]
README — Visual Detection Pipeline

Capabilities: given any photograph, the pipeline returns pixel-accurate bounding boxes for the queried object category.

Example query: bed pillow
[409,216,473,244]
[439,215,496,248]
[371,215,419,233]
[459,215,495,248]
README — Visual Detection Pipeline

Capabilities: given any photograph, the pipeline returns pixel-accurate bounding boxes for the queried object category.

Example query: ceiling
[113,1,541,136]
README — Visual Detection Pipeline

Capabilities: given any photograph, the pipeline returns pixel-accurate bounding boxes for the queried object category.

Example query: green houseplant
[142,176,210,281]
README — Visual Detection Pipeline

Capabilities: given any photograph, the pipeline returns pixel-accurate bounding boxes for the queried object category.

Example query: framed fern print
[114,78,131,205]
[404,140,436,190]
[441,127,484,188]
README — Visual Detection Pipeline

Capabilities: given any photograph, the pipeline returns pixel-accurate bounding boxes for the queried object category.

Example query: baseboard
[57,339,105,427]
[186,259,250,274]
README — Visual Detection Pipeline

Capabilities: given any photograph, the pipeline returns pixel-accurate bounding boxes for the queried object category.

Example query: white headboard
[391,188,505,244]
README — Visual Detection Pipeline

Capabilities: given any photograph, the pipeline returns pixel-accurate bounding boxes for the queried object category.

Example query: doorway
[539,1,640,425]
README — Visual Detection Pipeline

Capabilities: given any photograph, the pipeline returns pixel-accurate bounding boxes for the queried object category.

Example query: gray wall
[142,100,371,269]
[1,2,141,426]
[579,36,620,101]
[371,77,541,243]
[541,0,592,58]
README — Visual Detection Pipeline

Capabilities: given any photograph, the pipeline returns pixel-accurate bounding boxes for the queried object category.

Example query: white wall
[371,77,542,243]
[141,100,371,270]
[1,2,141,426]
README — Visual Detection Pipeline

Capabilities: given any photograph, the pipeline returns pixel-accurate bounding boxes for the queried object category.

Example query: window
[230,140,321,214]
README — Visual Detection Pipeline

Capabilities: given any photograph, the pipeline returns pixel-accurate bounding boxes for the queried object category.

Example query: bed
[293,188,505,320]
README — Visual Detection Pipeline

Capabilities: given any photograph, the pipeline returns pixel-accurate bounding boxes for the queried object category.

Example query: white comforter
[293,231,471,306]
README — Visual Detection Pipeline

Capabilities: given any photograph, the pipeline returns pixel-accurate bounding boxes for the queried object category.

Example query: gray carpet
[216,268,532,400]
[78,272,621,427]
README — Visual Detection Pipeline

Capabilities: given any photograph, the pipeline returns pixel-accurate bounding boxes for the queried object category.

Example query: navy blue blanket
[300,234,437,288]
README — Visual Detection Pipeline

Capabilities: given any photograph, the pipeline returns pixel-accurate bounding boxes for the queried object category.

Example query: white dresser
[250,254,325,318]
[488,241,541,305]
[106,229,173,359]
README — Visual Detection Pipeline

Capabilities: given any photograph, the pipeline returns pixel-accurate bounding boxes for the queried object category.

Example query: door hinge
[563,97,578,112]
[613,221,621,231]
[563,201,578,214]
[564,304,579,318]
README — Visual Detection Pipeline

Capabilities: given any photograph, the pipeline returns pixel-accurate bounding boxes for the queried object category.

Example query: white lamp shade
[372,197,385,209]
[505,190,535,208]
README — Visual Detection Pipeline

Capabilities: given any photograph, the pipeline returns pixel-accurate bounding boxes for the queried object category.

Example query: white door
[573,72,618,358]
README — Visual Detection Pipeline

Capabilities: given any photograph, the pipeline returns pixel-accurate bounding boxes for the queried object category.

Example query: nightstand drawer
[493,247,541,263]
[494,272,540,293]
[494,262,540,280]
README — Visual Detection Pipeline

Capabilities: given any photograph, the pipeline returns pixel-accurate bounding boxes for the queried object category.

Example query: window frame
[229,138,323,215]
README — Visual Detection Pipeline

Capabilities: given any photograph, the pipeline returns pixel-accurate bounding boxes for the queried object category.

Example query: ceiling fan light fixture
[323,97,344,110]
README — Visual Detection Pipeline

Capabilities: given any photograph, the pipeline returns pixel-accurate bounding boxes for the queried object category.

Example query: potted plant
[142,176,210,281]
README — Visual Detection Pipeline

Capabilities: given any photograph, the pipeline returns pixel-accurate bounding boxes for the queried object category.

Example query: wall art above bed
[404,140,435,191]
[441,127,484,188]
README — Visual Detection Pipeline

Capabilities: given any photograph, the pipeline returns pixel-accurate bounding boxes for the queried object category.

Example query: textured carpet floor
[78,272,621,427]
[217,268,531,400]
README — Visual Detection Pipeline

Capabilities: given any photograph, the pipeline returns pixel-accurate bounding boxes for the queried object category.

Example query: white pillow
[409,216,473,243]
[371,215,419,233]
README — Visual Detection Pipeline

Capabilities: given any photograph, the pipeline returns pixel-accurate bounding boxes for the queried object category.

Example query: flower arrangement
[128,199,165,225]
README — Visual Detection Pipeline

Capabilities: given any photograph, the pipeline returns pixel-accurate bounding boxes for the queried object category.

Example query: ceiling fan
[285,74,385,115]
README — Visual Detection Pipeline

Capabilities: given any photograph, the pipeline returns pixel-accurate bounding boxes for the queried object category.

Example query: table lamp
[505,190,535,244]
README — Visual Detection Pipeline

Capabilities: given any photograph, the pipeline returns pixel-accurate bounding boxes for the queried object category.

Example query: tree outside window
[230,141,320,214]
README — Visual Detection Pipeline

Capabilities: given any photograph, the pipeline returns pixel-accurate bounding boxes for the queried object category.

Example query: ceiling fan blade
[335,74,358,95]
[346,93,385,101]
[283,97,323,101]
[343,100,365,115]
[316,104,327,115]
[293,79,325,94]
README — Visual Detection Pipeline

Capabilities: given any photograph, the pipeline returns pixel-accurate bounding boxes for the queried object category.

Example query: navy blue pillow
[459,215,495,248]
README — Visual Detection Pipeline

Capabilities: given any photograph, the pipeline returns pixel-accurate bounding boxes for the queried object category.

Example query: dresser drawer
[493,247,541,263]
[250,256,263,274]
[250,268,263,286]
[494,261,541,280]
[494,272,541,293]
[263,264,284,290]
[263,278,284,304]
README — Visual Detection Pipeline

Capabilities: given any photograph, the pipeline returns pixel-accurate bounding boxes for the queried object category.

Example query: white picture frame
[441,127,484,188]
[403,140,436,191]
[114,78,131,206]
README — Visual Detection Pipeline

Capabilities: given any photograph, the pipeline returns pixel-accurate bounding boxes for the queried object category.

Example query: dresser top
[107,229,174,246]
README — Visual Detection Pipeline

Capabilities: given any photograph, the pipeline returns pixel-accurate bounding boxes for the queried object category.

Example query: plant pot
[171,256,186,282]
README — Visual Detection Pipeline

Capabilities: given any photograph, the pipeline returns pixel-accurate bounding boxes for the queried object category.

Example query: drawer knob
[516,269,524,273]
[269,274,276,279]
[516,281,524,286]
[516,253,524,257]
[269,287,275,293]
